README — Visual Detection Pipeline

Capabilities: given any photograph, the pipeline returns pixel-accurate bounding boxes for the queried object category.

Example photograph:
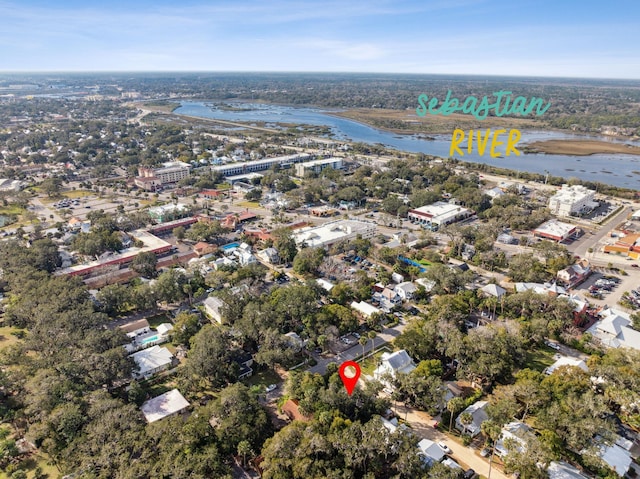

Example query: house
[547,461,588,479]
[233,351,254,380]
[141,389,190,423]
[557,260,591,288]
[415,278,436,293]
[559,294,589,326]
[156,323,174,337]
[203,296,225,324]
[375,287,402,311]
[593,442,633,476]
[545,356,589,375]
[587,308,640,351]
[480,283,507,299]
[395,282,417,300]
[284,332,304,351]
[485,187,505,201]
[495,422,535,457]
[315,278,335,292]
[455,400,489,437]
[373,350,417,388]
[257,247,280,265]
[417,439,445,465]
[194,241,217,257]
[119,318,151,338]
[131,346,174,379]
[351,301,382,318]
[211,256,237,270]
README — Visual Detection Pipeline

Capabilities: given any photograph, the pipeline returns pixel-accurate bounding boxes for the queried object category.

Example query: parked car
[437,442,452,454]
[265,384,277,393]
[544,340,561,350]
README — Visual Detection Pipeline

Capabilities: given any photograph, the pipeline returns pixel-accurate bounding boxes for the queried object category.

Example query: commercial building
[148,203,189,223]
[211,153,312,177]
[135,161,191,189]
[548,184,598,217]
[294,157,343,177]
[408,202,472,230]
[292,219,376,248]
[533,220,577,242]
[57,230,173,278]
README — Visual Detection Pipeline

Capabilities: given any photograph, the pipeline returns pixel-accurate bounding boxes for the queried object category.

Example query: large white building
[548,184,598,217]
[135,161,191,189]
[294,157,343,177]
[211,153,312,177]
[408,202,471,230]
[293,219,376,248]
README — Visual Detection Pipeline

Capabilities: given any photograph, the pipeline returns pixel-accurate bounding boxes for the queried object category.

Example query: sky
[1,0,639,79]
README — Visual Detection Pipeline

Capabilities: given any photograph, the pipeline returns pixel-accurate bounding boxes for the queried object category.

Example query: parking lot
[575,270,640,310]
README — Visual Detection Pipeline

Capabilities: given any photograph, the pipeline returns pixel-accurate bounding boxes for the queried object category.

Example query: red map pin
[339,361,361,396]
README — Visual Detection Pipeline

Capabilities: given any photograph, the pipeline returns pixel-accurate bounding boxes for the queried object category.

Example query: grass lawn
[417,259,432,266]
[0,452,61,479]
[146,313,172,328]
[0,326,24,352]
[523,346,557,372]
[236,201,260,208]
[358,347,392,376]
[243,368,281,388]
[0,205,26,216]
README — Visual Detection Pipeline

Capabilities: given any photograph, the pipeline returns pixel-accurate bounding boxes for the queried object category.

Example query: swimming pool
[140,334,159,345]
[221,242,240,251]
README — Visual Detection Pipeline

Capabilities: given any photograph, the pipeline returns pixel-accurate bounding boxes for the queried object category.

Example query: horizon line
[1,70,640,82]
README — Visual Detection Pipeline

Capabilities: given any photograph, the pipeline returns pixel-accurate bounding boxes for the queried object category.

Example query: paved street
[395,403,510,479]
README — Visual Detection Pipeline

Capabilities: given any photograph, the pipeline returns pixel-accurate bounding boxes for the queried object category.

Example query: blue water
[221,242,240,251]
[141,335,159,345]
[174,101,640,189]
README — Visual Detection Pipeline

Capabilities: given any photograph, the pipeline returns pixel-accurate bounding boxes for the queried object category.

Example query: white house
[587,308,640,351]
[257,247,280,264]
[417,438,445,465]
[351,301,382,318]
[547,461,588,479]
[495,422,534,457]
[455,400,489,437]
[480,283,507,298]
[203,296,225,324]
[141,389,190,423]
[395,282,418,300]
[375,287,402,311]
[131,346,174,379]
[373,350,416,388]
[545,356,589,375]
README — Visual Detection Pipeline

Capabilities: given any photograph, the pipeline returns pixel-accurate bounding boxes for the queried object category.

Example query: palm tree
[459,412,473,435]
[447,397,465,432]
[367,331,377,357]
[359,336,368,361]
[481,420,502,479]
[237,440,253,469]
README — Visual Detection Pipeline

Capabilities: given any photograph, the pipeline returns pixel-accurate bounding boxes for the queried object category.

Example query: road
[570,206,630,259]
[394,403,510,479]
[307,321,407,375]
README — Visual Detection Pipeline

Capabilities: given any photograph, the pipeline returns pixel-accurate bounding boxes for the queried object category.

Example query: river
[174,101,640,189]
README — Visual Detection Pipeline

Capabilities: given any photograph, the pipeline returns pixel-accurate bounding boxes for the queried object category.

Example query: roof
[481,283,507,298]
[131,346,173,376]
[546,356,589,375]
[547,461,588,479]
[588,308,640,351]
[156,323,174,336]
[381,350,416,375]
[534,220,577,241]
[395,282,417,294]
[351,301,381,317]
[408,201,470,224]
[316,278,335,291]
[417,439,445,462]
[282,399,311,422]
[119,318,150,334]
[597,442,632,475]
[141,389,190,423]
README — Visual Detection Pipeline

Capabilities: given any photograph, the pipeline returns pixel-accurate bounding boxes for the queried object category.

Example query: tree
[172,226,185,241]
[272,227,298,265]
[481,420,503,479]
[131,251,158,279]
[183,325,239,391]
[459,412,473,434]
[171,312,201,346]
[292,247,325,276]
[447,397,465,432]
[367,330,377,357]
[359,336,368,360]
[237,440,254,468]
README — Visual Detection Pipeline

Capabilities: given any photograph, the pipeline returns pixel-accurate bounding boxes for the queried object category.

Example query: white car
[545,340,561,350]
[265,384,277,393]
[438,442,452,454]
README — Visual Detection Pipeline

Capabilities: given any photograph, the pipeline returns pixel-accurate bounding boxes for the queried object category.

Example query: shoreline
[524,139,640,156]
